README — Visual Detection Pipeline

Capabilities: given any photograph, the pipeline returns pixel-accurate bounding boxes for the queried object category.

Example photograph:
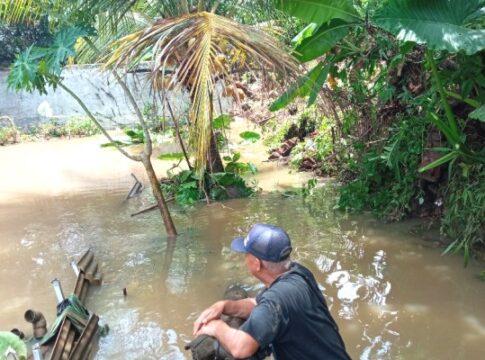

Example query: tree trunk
[142,155,177,237]
[207,131,224,173]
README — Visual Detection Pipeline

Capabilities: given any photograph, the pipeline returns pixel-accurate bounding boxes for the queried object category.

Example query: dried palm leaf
[105,11,298,176]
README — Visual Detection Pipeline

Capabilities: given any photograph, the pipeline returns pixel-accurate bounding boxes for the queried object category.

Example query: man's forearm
[213,320,259,359]
[222,297,256,319]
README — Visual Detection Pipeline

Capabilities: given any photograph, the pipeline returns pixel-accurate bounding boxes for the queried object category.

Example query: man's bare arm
[193,298,256,335]
[223,297,257,318]
[195,319,260,359]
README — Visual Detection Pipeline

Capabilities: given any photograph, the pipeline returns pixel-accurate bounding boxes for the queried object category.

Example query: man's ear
[255,258,262,272]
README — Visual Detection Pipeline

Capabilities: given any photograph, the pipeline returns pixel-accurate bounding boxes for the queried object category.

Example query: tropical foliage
[270,0,485,262]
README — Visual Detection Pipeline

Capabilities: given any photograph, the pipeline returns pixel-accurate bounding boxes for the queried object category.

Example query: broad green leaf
[212,114,232,129]
[7,46,45,94]
[293,19,350,62]
[270,62,326,111]
[291,23,318,47]
[469,105,485,122]
[239,131,261,143]
[374,0,485,55]
[45,27,90,75]
[274,0,359,24]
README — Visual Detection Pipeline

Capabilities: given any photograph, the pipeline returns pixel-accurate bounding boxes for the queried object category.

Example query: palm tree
[104,2,299,178]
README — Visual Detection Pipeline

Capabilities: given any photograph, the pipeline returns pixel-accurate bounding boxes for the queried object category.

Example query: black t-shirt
[240,262,351,360]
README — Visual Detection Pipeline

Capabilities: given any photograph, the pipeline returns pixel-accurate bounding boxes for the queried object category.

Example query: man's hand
[194,319,224,337]
[193,301,226,336]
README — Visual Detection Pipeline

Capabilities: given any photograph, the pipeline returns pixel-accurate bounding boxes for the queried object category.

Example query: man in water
[193,223,351,359]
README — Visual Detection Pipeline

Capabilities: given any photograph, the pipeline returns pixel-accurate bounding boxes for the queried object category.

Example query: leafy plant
[441,164,485,266]
[239,131,261,143]
[213,114,232,130]
[337,116,427,220]
[124,128,145,144]
[273,0,485,171]
[65,116,100,136]
[8,27,89,94]
[162,168,255,206]
[223,152,257,175]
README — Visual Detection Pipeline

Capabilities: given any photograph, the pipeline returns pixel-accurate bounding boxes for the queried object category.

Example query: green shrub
[441,164,485,265]
[162,169,255,206]
[337,116,427,221]
[65,117,100,137]
[0,127,19,145]
[37,119,68,138]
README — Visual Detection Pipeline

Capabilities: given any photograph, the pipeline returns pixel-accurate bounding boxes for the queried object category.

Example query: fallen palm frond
[105,11,298,176]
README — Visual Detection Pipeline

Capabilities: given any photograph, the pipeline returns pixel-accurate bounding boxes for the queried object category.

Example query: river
[1,135,484,359]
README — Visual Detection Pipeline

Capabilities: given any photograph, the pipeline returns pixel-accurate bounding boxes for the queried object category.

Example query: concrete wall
[0,65,196,130]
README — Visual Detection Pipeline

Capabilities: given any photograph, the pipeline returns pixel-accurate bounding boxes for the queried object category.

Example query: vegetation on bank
[0,116,100,145]
[263,0,485,265]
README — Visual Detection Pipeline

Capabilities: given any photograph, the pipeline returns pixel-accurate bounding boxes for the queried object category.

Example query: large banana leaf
[273,0,359,24]
[293,19,350,62]
[374,0,485,55]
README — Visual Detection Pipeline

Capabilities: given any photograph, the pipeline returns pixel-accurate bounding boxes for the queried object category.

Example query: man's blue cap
[230,224,292,262]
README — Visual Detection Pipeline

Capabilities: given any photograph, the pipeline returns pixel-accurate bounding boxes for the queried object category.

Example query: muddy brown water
[1,137,485,360]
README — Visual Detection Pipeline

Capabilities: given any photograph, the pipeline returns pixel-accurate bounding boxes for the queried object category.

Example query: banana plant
[272,0,485,171]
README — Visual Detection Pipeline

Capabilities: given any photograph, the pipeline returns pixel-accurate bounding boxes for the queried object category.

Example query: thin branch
[58,82,142,162]
[83,36,153,156]
[198,0,205,12]
[165,97,193,170]
[210,1,220,13]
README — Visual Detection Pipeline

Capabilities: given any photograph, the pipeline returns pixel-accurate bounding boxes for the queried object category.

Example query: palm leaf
[270,62,327,111]
[0,0,42,24]
[273,0,359,24]
[106,11,298,176]
[374,0,485,55]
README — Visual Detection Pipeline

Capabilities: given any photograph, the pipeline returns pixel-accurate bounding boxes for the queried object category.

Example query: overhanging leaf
[469,104,485,122]
[7,46,45,93]
[374,0,485,55]
[293,19,350,62]
[274,0,359,24]
[45,26,90,75]
[291,23,318,47]
[308,63,330,106]
[270,62,327,111]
